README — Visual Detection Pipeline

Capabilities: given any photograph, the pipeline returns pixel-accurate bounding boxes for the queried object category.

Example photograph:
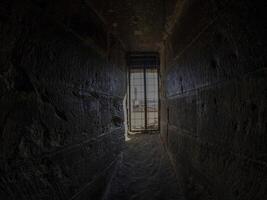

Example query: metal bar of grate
[127,53,160,132]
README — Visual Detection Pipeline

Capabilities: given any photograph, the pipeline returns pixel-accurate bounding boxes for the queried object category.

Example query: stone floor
[103,133,185,200]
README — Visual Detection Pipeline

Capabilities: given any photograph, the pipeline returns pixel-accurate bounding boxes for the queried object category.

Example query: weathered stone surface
[161,0,267,199]
[89,0,166,51]
[0,0,126,199]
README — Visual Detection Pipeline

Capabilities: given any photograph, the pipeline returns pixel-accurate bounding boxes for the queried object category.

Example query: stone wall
[0,0,126,199]
[161,0,267,199]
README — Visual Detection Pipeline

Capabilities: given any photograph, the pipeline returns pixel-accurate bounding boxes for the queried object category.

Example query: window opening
[127,53,160,132]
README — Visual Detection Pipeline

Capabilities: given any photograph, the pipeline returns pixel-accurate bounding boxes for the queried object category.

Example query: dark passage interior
[0,0,266,200]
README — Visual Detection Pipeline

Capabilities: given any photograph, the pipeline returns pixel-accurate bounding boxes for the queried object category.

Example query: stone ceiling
[88,0,177,52]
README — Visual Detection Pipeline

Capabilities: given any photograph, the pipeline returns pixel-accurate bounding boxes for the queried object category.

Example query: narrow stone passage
[104,134,185,200]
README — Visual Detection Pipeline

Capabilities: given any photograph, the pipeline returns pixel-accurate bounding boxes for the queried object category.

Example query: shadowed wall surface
[160,0,267,199]
[0,0,126,199]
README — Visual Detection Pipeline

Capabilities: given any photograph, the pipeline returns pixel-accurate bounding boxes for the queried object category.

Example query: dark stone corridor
[0,0,266,199]
[104,134,184,200]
